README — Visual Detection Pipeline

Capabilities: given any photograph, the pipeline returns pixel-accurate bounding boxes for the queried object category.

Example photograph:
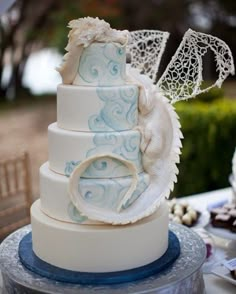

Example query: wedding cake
[30,18,174,273]
[28,17,234,278]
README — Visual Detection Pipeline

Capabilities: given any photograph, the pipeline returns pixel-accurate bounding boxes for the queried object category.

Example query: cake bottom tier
[31,199,169,273]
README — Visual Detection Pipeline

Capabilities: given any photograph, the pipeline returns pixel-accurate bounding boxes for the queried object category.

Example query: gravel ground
[0,100,56,200]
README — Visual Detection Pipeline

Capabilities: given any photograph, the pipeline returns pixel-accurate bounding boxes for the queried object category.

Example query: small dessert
[210,207,228,218]
[229,209,236,218]
[168,200,200,227]
[231,220,236,233]
[230,269,236,280]
[173,216,182,224]
[182,213,193,226]
[188,209,198,221]
[223,203,236,210]
[174,204,184,211]
[211,214,231,229]
[209,202,236,233]
[174,208,184,218]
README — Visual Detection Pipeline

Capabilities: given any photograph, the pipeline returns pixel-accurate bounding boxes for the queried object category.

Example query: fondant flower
[68,17,129,47]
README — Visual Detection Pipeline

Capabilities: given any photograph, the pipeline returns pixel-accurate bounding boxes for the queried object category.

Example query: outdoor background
[1,0,236,200]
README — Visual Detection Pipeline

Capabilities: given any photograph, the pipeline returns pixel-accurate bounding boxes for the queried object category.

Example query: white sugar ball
[174,204,183,211]
[186,205,193,212]
[182,213,193,226]
[174,209,184,218]
[181,200,188,208]
[173,216,182,224]
[188,209,197,221]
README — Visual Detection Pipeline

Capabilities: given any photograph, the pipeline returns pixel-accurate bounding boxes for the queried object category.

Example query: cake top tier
[57,17,129,86]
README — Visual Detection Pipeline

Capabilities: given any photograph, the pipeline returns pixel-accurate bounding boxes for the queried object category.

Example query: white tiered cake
[30,17,234,276]
[30,18,171,273]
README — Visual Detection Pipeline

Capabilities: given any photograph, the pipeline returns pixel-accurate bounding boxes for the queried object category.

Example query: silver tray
[0,223,206,294]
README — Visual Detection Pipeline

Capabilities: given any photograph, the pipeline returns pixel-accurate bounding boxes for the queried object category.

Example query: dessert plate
[169,200,210,228]
[206,224,236,241]
[211,263,236,286]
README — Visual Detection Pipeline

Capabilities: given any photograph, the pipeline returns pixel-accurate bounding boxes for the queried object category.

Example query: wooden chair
[0,152,32,241]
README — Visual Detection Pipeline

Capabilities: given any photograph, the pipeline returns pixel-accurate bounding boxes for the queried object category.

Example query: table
[183,187,236,294]
[0,187,236,293]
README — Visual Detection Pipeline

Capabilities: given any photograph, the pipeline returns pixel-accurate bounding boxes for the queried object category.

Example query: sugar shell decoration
[59,17,234,225]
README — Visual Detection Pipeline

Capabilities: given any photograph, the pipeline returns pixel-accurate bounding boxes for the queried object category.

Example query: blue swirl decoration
[103,43,125,63]
[88,86,138,131]
[78,43,125,86]
[122,174,150,209]
[80,179,118,210]
[67,202,88,223]
[64,132,141,178]
[82,132,141,177]
[79,174,149,211]
[65,161,80,177]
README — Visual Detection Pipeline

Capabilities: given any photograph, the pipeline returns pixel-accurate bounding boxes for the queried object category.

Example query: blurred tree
[0,0,235,100]
[0,0,59,100]
[0,0,121,101]
[120,0,236,79]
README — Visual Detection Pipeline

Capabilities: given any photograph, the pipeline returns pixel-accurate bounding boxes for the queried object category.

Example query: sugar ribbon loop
[68,153,138,220]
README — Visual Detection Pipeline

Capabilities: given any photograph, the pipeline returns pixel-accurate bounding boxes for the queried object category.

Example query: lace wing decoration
[127,30,170,82]
[157,29,235,103]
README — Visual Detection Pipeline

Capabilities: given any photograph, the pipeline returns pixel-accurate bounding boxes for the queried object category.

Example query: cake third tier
[48,123,143,178]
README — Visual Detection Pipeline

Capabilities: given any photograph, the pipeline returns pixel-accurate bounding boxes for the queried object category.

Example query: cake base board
[0,224,206,293]
[18,231,180,285]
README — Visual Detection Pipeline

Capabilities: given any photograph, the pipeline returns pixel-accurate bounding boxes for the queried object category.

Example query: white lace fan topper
[127,30,169,82]
[57,17,129,84]
[157,29,235,103]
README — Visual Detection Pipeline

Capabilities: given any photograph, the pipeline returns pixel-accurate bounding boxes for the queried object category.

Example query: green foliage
[196,84,224,102]
[173,98,236,197]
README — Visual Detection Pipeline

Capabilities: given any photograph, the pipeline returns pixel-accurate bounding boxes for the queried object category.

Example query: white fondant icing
[69,153,139,215]
[73,43,127,86]
[48,123,143,178]
[57,17,129,85]
[40,162,150,224]
[31,199,169,272]
[57,84,138,131]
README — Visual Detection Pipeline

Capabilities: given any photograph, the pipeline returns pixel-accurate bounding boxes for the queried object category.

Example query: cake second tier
[48,123,143,178]
[57,84,139,132]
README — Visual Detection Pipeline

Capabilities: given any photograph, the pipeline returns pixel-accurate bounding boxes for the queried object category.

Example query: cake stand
[0,223,206,294]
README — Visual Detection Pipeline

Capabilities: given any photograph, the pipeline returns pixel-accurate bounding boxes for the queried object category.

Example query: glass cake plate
[206,224,236,241]
[0,223,206,294]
